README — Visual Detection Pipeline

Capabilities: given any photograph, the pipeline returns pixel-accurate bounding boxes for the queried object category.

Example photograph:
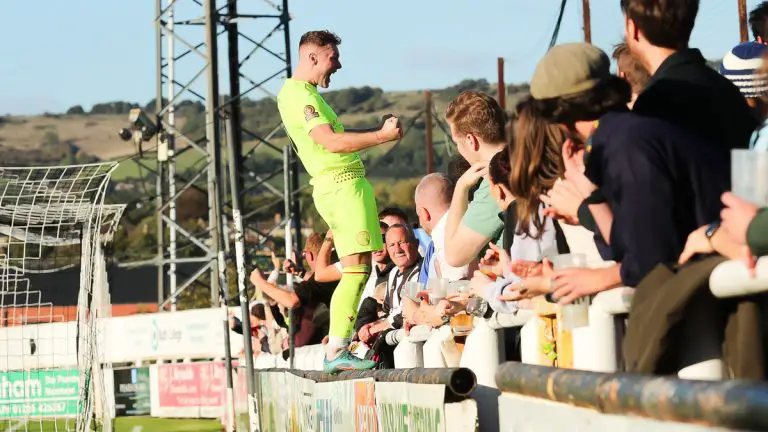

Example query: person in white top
[415,173,470,282]
[357,224,422,344]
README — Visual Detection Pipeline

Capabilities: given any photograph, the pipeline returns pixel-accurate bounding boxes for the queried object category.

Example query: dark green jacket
[747,208,768,257]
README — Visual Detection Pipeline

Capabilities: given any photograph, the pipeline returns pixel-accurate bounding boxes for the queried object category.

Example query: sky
[0,0,762,115]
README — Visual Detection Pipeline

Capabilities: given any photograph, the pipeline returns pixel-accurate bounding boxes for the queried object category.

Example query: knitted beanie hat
[720,41,768,98]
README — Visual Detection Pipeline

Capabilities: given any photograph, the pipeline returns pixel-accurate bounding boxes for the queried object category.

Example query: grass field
[1,416,222,431]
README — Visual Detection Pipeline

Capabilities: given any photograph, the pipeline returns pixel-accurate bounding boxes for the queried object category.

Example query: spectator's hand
[562,139,596,197]
[378,116,403,142]
[456,163,489,192]
[541,179,582,225]
[436,299,464,316]
[678,224,715,265]
[721,192,759,246]
[497,277,550,302]
[510,260,542,278]
[445,292,471,303]
[743,246,758,278]
[404,320,414,335]
[249,268,264,285]
[498,259,554,302]
[551,267,610,305]
[358,322,376,344]
[282,258,297,275]
[470,270,492,297]
[481,243,509,276]
[270,250,281,271]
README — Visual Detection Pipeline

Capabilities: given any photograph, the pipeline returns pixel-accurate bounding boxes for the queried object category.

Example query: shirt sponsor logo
[304,105,319,121]
[357,231,371,246]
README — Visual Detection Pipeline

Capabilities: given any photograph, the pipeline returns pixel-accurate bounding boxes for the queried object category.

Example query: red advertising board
[157,361,226,408]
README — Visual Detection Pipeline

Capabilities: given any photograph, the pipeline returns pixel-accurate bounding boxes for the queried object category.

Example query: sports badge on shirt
[304,105,319,121]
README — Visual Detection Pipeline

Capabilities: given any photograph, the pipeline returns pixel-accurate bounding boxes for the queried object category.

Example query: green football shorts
[312,173,383,258]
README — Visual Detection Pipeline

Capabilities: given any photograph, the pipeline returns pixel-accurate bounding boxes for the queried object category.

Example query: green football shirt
[277,78,362,180]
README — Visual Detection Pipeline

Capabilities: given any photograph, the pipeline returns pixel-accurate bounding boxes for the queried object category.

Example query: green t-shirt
[276,78,362,179]
[463,177,505,245]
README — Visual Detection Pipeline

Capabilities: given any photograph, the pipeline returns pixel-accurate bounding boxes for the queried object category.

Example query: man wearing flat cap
[530,43,728,299]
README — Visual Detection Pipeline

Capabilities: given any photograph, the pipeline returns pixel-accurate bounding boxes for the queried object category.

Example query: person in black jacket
[529,43,729,302]
[622,0,757,158]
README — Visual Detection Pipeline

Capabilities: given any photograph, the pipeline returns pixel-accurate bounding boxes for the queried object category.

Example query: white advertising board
[101,307,244,363]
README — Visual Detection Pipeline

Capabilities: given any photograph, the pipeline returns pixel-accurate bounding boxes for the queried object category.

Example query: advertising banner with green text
[0,369,80,419]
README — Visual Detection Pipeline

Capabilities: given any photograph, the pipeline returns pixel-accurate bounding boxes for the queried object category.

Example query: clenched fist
[378,116,403,142]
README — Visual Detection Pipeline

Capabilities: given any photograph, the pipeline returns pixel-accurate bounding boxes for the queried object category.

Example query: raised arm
[249,268,300,309]
[444,164,497,267]
[309,117,401,153]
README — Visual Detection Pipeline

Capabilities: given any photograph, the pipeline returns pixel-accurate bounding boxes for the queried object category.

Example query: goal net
[0,163,122,431]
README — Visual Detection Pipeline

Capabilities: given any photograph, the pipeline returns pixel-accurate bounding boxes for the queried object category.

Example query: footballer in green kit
[276,30,402,373]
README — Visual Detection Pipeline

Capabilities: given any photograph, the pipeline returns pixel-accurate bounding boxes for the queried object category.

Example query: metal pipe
[283,0,303,259]
[223,319,235,432]
[159,261,213,308]
[265,367,477,399]
[283,145,296,369]
[495,361,768,430]
[168,0,178,312]
[204,0,223,305]
[225,115,258,428]
[155,0,166,310]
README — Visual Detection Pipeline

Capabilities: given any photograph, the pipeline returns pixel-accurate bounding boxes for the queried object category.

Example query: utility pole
[582,0,592,44]
[497,57,506,111]
[425,91,434,174]
[739,0,749,42]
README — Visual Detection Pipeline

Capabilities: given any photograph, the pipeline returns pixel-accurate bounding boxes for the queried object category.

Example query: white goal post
[0,163,123,432]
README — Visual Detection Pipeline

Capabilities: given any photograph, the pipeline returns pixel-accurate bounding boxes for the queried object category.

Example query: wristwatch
[705,221,721,242]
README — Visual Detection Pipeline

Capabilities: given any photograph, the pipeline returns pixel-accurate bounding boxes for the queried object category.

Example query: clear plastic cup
[732,149,768,206]
[550,253,587,270]
[551,253,590,330]
[434,278,449,299]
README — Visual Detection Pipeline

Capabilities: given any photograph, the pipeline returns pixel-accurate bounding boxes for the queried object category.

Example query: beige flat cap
[530,42,612,100]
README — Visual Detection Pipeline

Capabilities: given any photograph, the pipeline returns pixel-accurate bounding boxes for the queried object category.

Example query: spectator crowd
[232,0,768,380]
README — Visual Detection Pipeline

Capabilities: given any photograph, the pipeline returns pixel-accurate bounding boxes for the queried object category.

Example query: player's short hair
[445,91,507,144]
[303,232,324,256]
[378,207,408,224]
[612,41,650,94]
[299,30,341,48]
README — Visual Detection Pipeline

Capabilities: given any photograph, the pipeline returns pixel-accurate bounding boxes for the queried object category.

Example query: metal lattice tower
[141,0,303,309]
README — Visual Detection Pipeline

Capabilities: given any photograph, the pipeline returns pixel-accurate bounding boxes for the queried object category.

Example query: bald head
[414,173,453,234]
